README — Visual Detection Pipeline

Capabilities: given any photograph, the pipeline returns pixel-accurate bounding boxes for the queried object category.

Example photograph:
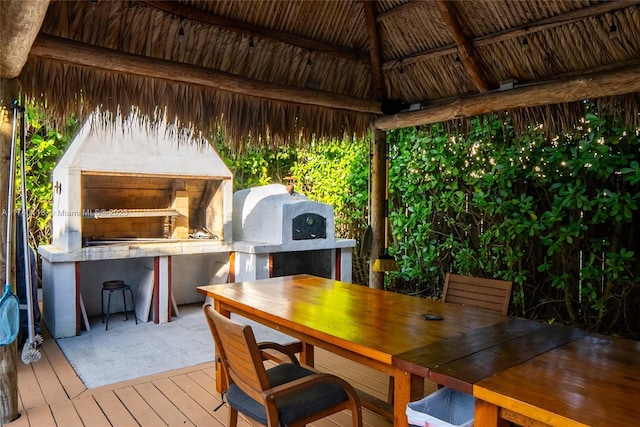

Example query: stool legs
[102,285,138,330]
[122,288,128,321]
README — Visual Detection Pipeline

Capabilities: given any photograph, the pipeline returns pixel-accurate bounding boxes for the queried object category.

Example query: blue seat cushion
[226,363,348,426]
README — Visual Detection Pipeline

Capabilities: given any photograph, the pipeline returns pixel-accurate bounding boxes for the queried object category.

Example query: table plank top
[393,317,546,378]
[428,324,587,393]
[474,334,640,426]
[197,274,511,366]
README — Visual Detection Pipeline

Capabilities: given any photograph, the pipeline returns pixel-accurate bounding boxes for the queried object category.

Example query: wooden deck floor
[7,327,437,426]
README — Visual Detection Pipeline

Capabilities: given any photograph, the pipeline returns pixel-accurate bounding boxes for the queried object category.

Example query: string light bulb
[521,36,530,51]
[609,22,618,39]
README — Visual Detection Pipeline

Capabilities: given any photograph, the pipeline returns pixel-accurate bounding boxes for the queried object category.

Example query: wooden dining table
[473,333,640,427]
[197,274,533,426]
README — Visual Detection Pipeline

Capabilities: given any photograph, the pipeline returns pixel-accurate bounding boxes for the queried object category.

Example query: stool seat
[101,280,137,330]
[102,280,125,290]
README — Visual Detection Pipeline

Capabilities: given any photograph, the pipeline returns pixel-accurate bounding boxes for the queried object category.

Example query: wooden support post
[0,77,19,425]
[370,129,386,289]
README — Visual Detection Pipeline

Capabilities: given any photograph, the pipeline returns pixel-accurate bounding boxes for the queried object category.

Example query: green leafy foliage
[18,103,77,248]
[290,139,369,239]
[385,109,640,337]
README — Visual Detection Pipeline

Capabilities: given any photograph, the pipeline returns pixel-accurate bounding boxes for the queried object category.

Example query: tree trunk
[0,78,19,424]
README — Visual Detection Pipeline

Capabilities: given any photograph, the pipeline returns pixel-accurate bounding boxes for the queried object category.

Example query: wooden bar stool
[101,280,138,330]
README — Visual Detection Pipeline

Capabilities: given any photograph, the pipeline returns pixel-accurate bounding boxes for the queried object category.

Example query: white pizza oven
[231,184,355,283]
[39,114,233,338]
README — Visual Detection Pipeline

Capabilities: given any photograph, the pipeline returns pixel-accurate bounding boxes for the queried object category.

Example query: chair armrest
[264,373,362,408]
[258,341,302,365]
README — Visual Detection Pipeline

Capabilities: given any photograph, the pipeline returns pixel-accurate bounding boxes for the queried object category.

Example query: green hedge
[386,110,639,336]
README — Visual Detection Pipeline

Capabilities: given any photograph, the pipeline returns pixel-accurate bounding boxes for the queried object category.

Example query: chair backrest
[203,304,271,403]
[442,273,513,315]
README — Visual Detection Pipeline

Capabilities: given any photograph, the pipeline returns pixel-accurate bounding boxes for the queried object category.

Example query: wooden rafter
[362,0,384,100]
[382,0,640,71]
[435,0,490,92]
[136,0,369,64]
[29,34,382,114]
[376,0,424,21]
[374,62,640,130]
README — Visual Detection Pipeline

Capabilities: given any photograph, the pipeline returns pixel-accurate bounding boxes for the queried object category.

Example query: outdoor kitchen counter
[38,239,232,262]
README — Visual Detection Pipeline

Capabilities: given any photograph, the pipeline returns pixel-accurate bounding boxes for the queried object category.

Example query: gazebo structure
[1,0,640,423]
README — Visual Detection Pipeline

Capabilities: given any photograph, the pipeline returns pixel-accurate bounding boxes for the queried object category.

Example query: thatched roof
[3,0,640,146]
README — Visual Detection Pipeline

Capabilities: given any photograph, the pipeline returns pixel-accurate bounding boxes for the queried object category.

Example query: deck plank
[30,352,69,406]
[21,405,56,427]
[48,399,83,427]
[39,330,87,399]
[11,325,395,427]
[132,382,196,427]
[71,396,112,427]
[16,358,48,410]
[113,387,167,427]
[169,373,224,422]
[152,377,222,426]
[93,390,141,426]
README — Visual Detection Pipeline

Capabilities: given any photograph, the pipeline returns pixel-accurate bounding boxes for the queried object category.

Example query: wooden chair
[203,304,363,427]
[442,273,513,315]
[387,273,513,403]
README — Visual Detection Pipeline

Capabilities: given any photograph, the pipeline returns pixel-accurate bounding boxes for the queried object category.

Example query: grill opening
[81,173,226,242]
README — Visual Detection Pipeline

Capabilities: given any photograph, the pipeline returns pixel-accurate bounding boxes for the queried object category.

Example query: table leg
[394,367,424,427]
[475,399,509,427]
[299,342,315,367]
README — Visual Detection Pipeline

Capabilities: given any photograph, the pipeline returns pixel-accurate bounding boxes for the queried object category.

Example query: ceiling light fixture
[178,18,185,42]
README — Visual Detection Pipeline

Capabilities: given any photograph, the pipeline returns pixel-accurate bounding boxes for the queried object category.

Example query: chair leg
[228,406,238,427]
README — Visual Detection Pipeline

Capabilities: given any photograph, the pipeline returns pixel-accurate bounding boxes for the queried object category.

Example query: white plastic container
[406,387,474,427]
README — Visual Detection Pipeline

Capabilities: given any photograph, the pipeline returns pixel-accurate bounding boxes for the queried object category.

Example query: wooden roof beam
[374,62,640,130]
[435,0,491,92]
[29,34,382,114]
[0,0,50,79]
[382,0,640,71]
[136,0,369,65]
[362,0,384,100]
